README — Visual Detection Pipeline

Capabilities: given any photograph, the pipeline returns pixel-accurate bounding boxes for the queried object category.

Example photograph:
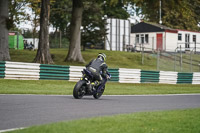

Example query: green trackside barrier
[39,76,69,80]
[0,61,6,66]
[40,73,69,77]
[1,61,197,84]
[40,70,69,74]
[0,61,5,78]
[40,64,70,70]
[177,73,193,84]
[108,68,119,82]
[40,64,70,80]
[141,70,160,83]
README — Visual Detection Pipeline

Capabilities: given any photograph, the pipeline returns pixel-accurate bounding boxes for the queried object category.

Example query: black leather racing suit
[86,58,108,83]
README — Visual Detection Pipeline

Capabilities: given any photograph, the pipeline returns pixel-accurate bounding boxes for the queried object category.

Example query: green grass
[156,53,200,72]
[8,108,200,133]
[9,49,157,70]
[1,79,200,95]
[9,48,200,72]
[0,79,74,95]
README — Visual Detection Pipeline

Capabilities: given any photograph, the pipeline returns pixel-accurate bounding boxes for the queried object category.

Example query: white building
[177,29,200,52]
[130,22,200,52]
[105,18,131,51]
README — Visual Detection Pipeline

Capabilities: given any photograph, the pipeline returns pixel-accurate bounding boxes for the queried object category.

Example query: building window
[178,33,182,41]
[193,35,196,43]
[141,34,144,44]
[145,34,149,43]
[185,34,190,48]
[136,34,148,44]
[136,34,139,43]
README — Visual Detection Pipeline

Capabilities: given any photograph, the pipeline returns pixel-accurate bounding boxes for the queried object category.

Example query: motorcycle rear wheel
[73,80,86,99]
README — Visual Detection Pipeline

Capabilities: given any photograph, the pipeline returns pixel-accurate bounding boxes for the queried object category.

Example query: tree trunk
[59,30,62,48]
[0,0,10,61]
[65,0,85,63]
[34,0,53,64]
[32,12,37,50]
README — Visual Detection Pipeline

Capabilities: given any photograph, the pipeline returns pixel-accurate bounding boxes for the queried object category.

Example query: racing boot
[93,81,102,91]
[94,80,101,87]
[91,82,96,91]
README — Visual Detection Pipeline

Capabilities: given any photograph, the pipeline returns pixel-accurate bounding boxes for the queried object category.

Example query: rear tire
[93,85,105,99]
[73,80,86,99]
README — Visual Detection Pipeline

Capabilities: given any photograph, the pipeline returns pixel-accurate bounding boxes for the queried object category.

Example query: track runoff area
[0,94,200,132]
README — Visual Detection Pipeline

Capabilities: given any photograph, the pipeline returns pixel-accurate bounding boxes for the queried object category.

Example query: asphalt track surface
[0,94,200,131]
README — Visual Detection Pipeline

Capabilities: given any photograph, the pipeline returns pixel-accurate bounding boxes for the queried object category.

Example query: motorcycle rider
[86,53,109,91]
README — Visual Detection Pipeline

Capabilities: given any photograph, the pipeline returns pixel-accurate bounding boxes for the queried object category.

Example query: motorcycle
[73,69,111,99]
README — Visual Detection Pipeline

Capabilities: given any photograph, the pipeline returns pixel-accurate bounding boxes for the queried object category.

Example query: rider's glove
[106,75,110,80]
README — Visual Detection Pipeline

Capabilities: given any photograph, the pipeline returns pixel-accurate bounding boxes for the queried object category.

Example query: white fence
[4,61,40,80]
[0,61,200,84]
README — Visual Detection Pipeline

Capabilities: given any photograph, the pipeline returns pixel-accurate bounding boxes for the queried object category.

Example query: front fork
[95,78,107,93]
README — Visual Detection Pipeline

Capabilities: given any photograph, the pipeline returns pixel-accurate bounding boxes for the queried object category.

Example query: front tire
[73,80,86,99]
[93,85,105,99]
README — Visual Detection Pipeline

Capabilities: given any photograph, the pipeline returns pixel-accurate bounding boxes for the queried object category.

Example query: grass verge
[8,108,200,133]
[9,49,157,70]
[0,79,200,95]
[9,48,200,72]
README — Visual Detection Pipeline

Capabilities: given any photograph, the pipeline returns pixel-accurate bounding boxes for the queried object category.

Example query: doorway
[156,33,163,51]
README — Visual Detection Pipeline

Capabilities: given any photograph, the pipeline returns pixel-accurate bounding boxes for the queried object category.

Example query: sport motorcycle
[73,69,111,99]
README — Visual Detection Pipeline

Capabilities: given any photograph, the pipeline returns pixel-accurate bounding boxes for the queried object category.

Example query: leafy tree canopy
[50,0,72,32]
[104,0,130,19]
[8,0,29,30]
[133,0,200,31]
[81,1,106,49]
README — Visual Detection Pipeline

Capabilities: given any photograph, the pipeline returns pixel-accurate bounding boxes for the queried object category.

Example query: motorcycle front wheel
[93,85,105,99]
[73,80,86,99]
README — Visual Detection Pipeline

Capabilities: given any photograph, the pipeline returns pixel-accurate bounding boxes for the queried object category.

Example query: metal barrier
[40,64,69,80]
[119,68,140,83]
[0,61,69,80]
[69,66,85,82]
[0,61,200,84]
[0,61,5,78]
[1,61,40,80]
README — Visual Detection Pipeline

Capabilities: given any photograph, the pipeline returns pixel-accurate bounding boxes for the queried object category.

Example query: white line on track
[0,94,200,97]
[0,127,25,133]
[0,93,200,132]
[105,94,200,96]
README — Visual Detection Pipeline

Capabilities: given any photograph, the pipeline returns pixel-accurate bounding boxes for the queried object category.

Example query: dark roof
[131,22,177,33]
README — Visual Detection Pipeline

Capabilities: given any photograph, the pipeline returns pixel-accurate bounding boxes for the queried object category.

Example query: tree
[65,0,131,63]
[0,0,11,61]
[81,0,130,51]
[50,0,71,33]
[104,0,130,19]
[65,0,85,63]
[28,0,41,47]
[34,0,53,64]
[160,0,200,31]
[50,0,72,48]
[132,0,200,31]
[81,1,106,50]
[8,0,28,30]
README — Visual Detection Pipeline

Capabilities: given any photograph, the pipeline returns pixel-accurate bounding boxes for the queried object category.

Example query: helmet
[98,53,106,61]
